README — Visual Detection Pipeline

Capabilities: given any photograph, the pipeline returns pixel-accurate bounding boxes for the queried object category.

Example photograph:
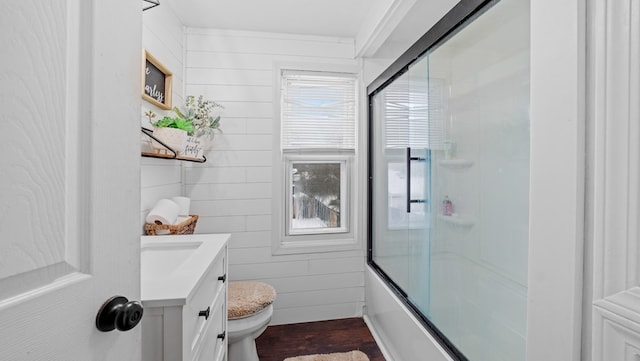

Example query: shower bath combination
[368,0,530,360]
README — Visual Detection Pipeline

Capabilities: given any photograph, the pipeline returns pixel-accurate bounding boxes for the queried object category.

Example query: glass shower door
[424,1,530,359]
[369,0,530,360]
[370,70,430,297]
[370,71,412,292]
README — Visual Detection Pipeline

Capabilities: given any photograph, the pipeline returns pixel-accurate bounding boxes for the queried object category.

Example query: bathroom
[1,0,639,360]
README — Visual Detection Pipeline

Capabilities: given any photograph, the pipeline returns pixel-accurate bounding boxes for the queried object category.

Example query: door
[370,70,419,293]
[0,1,142,360]
[369,55,432,321]
[369,0,531,360]
[422,1,531,358]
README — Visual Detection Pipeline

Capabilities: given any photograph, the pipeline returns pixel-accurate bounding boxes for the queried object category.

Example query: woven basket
[144,215,199,235]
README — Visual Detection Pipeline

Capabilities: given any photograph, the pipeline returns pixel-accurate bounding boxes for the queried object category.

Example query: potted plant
[146,110,192,155]
[145,96,223,157]
[175,95,223,139]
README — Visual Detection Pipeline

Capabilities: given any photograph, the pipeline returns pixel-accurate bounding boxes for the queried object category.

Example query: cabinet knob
[198,306,211,320]
[96,296,144,332]
[217,331,226,341]
[218,274,226,283]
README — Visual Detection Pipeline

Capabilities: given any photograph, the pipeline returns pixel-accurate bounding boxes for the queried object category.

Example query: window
[273,69,358,253]
[286,157,348,235]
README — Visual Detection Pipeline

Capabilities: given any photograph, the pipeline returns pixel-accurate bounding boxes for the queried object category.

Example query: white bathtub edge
[364,266,454,361]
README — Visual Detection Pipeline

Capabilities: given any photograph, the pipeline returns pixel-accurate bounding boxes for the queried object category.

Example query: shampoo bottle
[442,195,453,216]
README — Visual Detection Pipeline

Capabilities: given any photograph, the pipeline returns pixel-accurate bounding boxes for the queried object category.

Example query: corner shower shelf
[437,214,475,227]
[438,159,474,168]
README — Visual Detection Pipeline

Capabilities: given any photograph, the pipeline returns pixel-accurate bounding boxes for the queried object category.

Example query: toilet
[227,281,276,361]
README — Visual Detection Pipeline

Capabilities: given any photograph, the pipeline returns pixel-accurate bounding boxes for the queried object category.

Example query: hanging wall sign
[142,50,172,110]
[182,136,205,160]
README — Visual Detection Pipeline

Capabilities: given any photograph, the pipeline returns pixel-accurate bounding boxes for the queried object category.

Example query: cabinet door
[194,288,226,361]
[195,326,217,361]
[598,312,640,361]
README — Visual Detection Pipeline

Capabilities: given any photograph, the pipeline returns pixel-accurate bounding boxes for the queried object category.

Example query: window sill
[272,237,360,255]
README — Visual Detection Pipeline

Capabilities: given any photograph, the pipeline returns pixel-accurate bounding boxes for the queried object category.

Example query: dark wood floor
[256,318,386,361]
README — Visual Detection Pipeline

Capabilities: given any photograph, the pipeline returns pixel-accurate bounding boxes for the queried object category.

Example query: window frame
[272,63,361,255]
[285,154,351,236]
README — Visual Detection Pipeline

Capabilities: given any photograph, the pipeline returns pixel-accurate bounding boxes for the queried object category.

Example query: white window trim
[272,62,361,255]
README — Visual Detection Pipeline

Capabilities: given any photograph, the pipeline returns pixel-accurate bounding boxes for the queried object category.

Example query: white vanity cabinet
[141,234,230,361]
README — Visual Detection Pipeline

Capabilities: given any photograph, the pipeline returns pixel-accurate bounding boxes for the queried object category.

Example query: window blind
[281,71,357,150]
[382,76,412,149]
[382,76,446,150]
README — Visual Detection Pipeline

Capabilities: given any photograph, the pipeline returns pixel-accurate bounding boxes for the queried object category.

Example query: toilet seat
[228,281,276,319]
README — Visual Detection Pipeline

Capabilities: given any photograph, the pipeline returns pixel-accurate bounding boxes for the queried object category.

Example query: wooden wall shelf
[140,127,206,163]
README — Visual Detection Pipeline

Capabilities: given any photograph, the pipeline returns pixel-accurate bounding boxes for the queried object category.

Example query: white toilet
[227,281,276,361]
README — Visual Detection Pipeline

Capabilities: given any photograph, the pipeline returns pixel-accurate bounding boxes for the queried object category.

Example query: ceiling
[164,0,379,38]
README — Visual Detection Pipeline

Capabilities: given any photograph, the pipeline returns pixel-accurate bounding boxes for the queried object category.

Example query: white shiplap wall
[184,28,365,325]
[140,5,185,228]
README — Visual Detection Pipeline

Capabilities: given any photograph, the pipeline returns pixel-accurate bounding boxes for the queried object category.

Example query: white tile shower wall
[140,4,186,228]
[184,28,364,325]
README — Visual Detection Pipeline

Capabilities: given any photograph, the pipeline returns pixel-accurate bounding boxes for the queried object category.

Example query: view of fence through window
[291,162,341,230]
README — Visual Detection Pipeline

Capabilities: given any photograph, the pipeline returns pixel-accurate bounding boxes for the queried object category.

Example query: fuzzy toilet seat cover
[227,281,276,320]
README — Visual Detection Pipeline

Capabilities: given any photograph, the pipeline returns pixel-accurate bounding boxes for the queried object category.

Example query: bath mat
[284,350,369,361]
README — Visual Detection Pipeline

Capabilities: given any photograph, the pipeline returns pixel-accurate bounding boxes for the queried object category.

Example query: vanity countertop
[140,233,230,307]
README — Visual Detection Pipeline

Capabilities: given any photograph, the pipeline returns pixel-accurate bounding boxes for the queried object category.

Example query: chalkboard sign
[142,50,172,110]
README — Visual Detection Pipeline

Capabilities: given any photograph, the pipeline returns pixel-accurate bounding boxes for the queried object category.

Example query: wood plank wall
[140,6,185,229]
[183,28,365,325]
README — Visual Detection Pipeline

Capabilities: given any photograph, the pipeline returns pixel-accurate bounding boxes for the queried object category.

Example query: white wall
[526,0,585,359]
[140,4,186,228]
[183,28,365,325]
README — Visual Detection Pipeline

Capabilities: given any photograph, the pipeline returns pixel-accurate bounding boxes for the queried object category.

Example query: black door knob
[96,296,144,332]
